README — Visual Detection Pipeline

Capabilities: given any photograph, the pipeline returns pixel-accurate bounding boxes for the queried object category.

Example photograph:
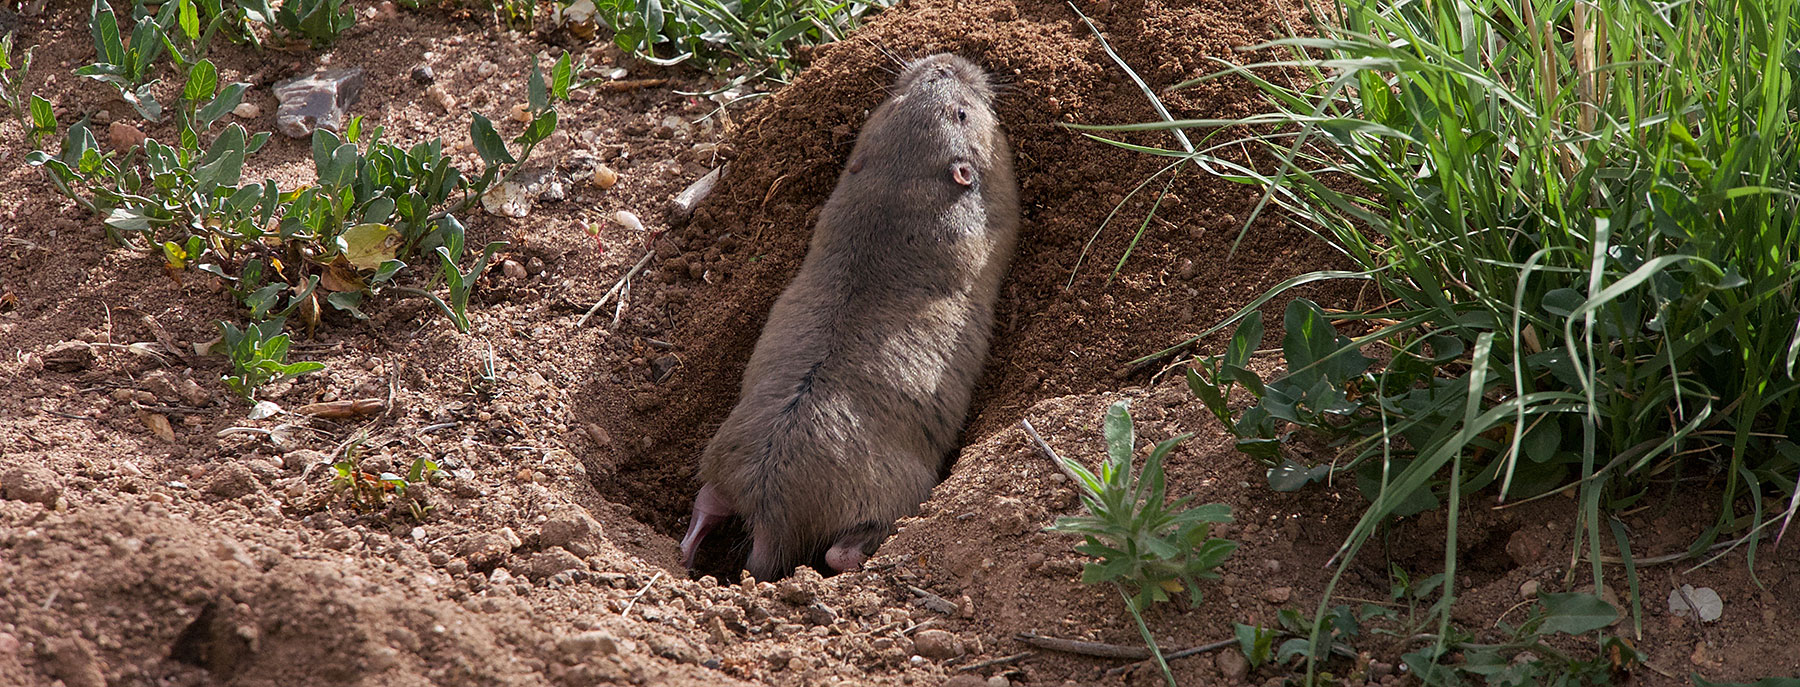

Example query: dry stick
[1103,638,1237,677]
[1015,632,1151,660]
[955,652,1033,673]
[576,250,655,327]
[1019,418,1086,484]
[621,570,665,617]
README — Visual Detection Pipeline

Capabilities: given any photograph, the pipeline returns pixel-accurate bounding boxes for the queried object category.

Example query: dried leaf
[295,398,386,418]
[138,410,176,442]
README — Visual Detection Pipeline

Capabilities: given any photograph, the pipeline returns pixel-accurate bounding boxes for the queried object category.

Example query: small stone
[459,532,514,568]
[540,512,601,548]
[1177,258,1197,280]
[139,411,176,442]
[1258,586,1292,604]
[45,637,105,687]
[273,68,366,138]
[558,631,621,661]
[593,164,620,189]
[477,61,499,77]
[912,629,963,660]
[1519,579,1540,599]
[205,462,262,498]
[426,85,456,112]
[1215,647,1250,682]
[502,259,527,279]
[1506,528,1548,567]
[108,120,146,149]
[232,102,261,119]
[0,632,18,654]
[615,210,643,232]
[985,677,1010,687]
[42,340,95,372]
[942,676,985,687]
[2,466,61,506]
[525,549,586,580]
[322,527,359,550]
[410,64,435,85]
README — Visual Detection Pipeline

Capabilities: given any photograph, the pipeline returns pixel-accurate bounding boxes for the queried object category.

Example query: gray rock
[273,68,366,138]
[525,548,586,580]
[540,512,601,549]
[558,631,621,661]
[1215,647,1249,683]
[912,629,963,660]
[2,466,60,506]
[205,462,263,499]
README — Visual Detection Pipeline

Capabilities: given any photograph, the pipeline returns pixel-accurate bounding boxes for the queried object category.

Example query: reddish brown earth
[2,1,1795,686]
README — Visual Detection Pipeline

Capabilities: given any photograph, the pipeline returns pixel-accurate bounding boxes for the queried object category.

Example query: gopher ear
[951,161,975,186]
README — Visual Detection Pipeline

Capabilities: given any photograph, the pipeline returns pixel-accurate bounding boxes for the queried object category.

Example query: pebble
[232,102,260,119]
[322,527,359,550]
[2,466,61,506]
[205,462,262,498]
[943,676,985,687]
[525,549,587,580]
[912,629,963,660]
[557,631,621,661]
[615,210,644,232]
[108,120,146,149]
[426,85,456,112]
[540,512,601,548]
[1215,647,1250,682]
[272,68,365,138]
[593,164,620,189]
[45,638,105,687]
[1258,586,1292,604]
[410,64,435,85]
[1505,528,1548,567]
[0,632,17,654]
[502,259,527,279]
[1519,579,1540,599]
[477,61,499,77]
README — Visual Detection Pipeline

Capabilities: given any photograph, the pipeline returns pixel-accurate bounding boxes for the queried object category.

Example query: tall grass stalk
[1080,0,1798,676]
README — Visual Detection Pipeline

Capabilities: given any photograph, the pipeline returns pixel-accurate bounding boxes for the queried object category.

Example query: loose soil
[2,1,1795,686]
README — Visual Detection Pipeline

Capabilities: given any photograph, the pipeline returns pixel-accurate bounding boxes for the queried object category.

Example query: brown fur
[692,54,1019,581]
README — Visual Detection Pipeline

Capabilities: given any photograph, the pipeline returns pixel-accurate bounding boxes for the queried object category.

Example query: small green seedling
[1043,400,1238,687]
[331,436,441,520]
[218,317,324,400]
[1047,400,1239,611]
[1,33,50,146]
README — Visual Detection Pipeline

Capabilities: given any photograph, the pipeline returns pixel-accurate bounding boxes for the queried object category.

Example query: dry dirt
[2,1,1796,686]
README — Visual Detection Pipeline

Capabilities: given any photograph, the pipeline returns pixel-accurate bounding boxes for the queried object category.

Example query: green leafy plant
[78,0,172,120]
[1041,400,1238,686]
[273,0,354,47]
[330,436,442,520]
[1,33,51,146]
[32,54,573,342]
[219,318,324,399]
[1401,592,1635,686]
[1080,0,1798,678]
[594,0,894,78]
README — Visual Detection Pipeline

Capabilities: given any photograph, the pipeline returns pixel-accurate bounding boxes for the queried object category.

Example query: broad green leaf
[1537,592,1618,635]
[527,56,548,113]
[551,53,572,100]
[29,95,56,133]
[469,113,515,166]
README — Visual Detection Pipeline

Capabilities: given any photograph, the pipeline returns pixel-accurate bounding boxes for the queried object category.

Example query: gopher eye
[957,108,968,122]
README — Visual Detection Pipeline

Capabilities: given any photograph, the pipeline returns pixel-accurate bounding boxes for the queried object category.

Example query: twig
[576,250,654,327]
[1020,418,1086,485]
[596,78,669,92]
[621,570,665,617]
[1015,632,1151,660]
[956,652,1032,673]
[907,585,959,615]
[1103,638,1237,677]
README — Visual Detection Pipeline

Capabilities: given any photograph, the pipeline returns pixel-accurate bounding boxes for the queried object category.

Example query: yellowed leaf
[138,411,176,442]
[341,223,399,270]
